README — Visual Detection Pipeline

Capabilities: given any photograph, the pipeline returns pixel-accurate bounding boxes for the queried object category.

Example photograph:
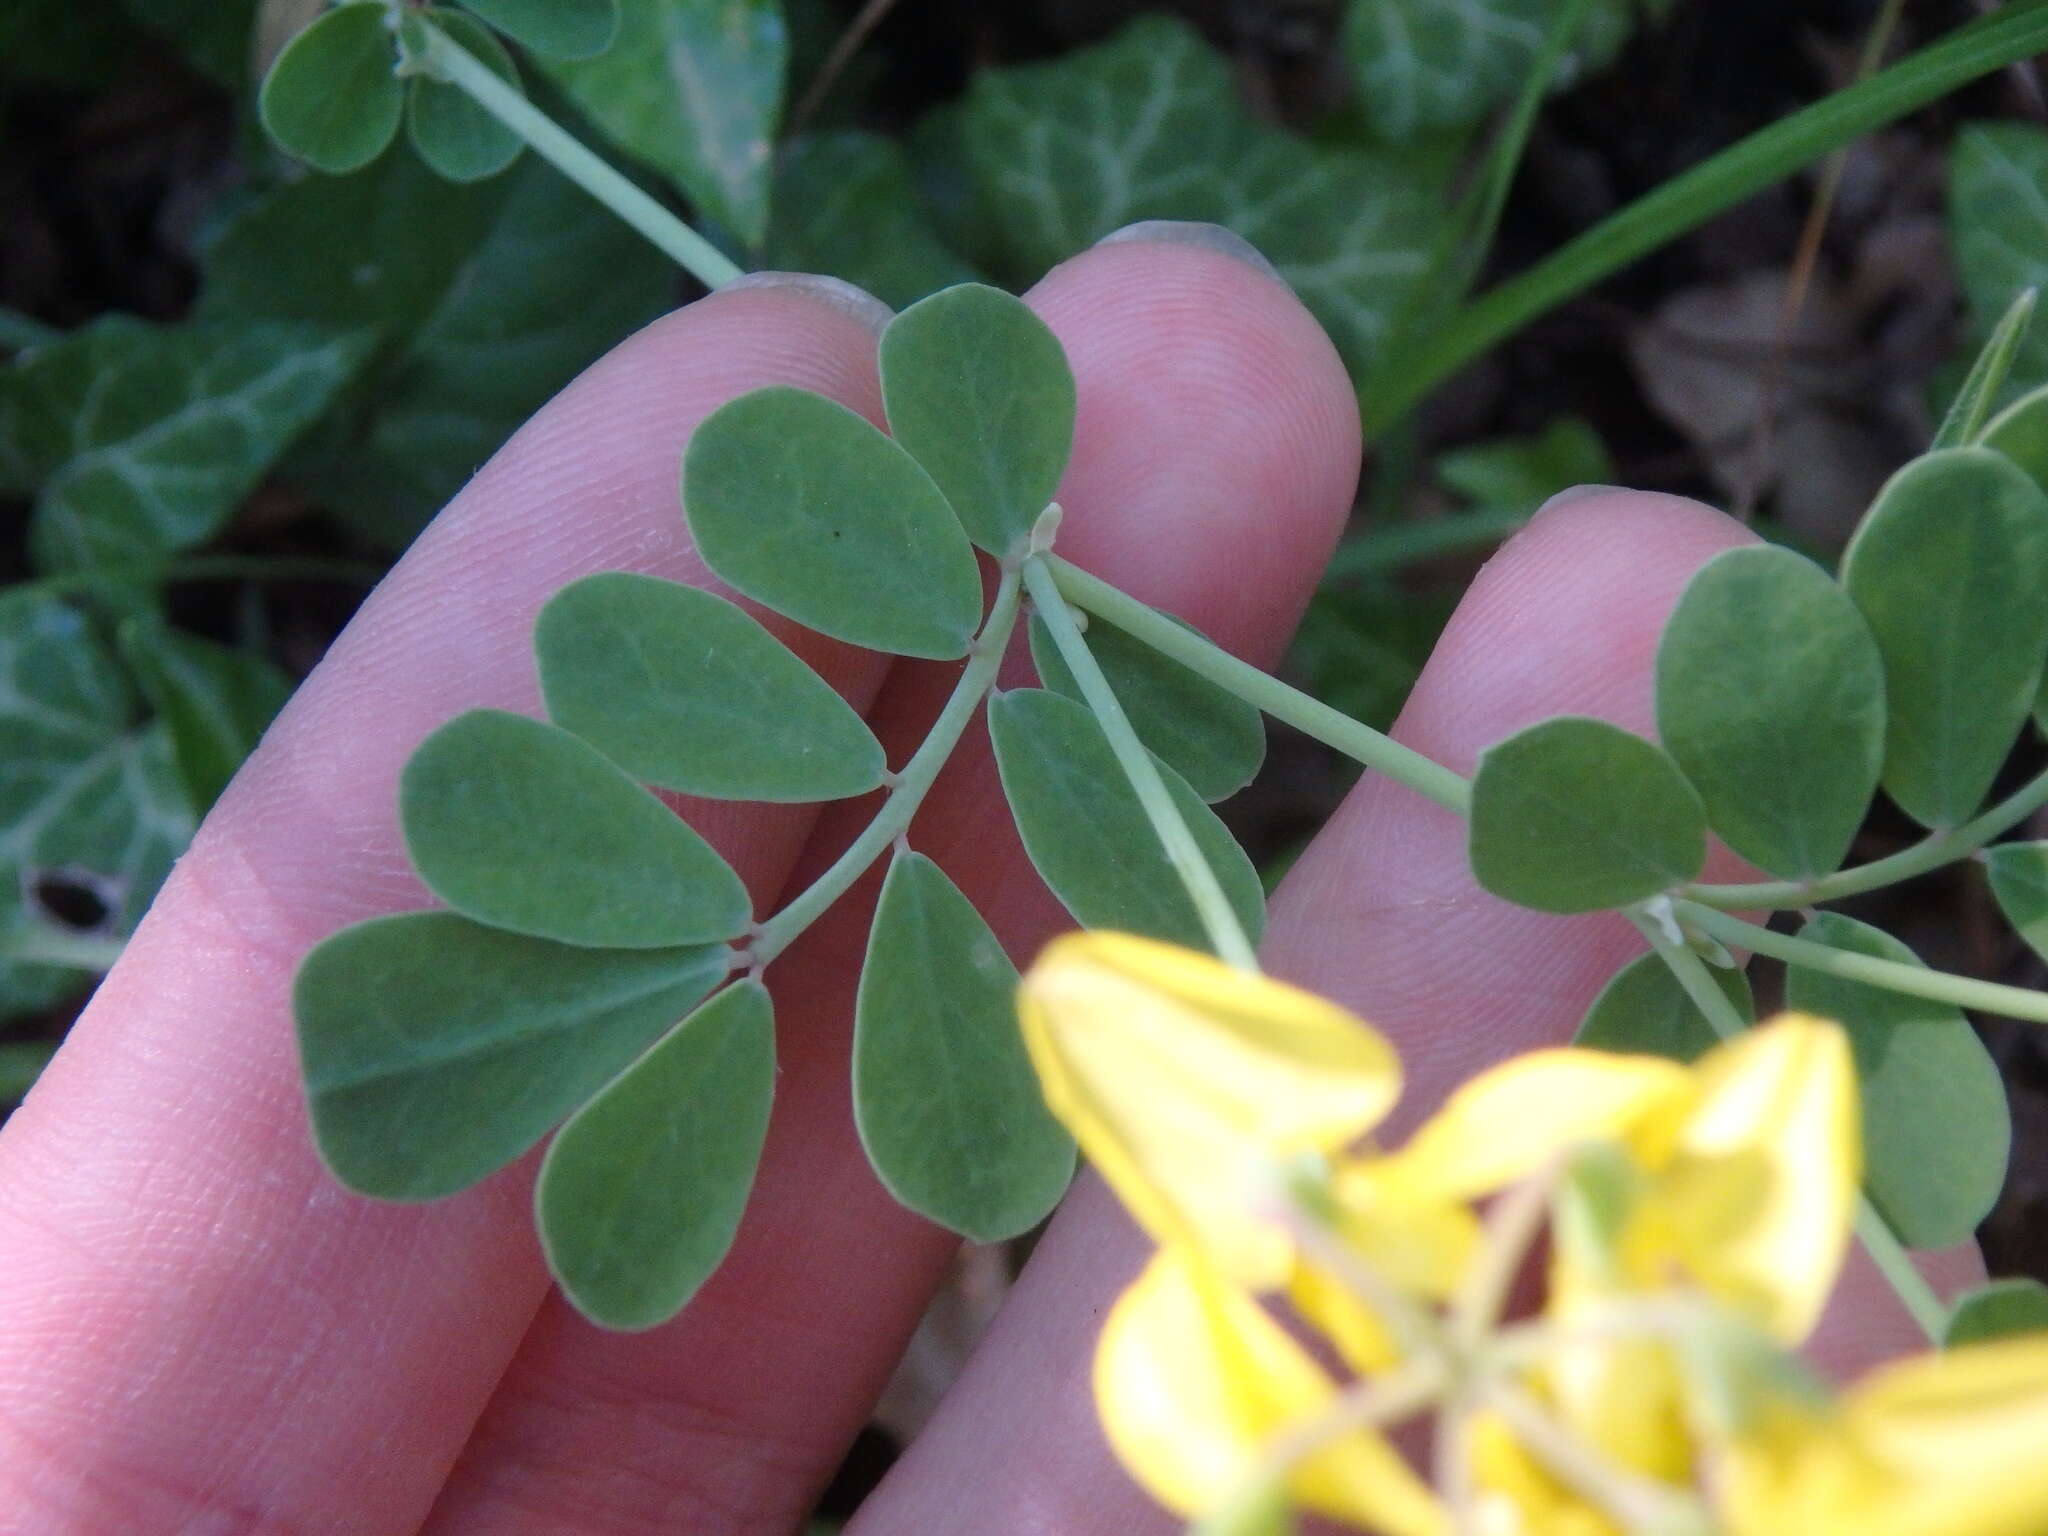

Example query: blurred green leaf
[407,9,524,182]
[0,1041,59,1105]
[123,0,257,86]
[461,0,618,60]
[1841,448,2048,829]
[538,978,774,1329]
[763,133,978,309]
[1981,382,2048,493]
[1470,716,1705,913]
[1786,912,2009,1251]
[1983,842,2048,964]
[1656,547,1885,881]
[261,4,404,174]
[1434,417,1613,509]
[117,617,292,815]
[854,851,1074,1242]
[683,386,983,658]
[1284,583,1456,732]
[1944,1279,2048,1347]
[401,709,752,948]
[1574,950,1752,1062]
[1951,123,2048,405]
[989,688,1265,953]
[880,284,1074,557]
[296,910,729,1199]
[541,0,785,243]
[536,572,884,801]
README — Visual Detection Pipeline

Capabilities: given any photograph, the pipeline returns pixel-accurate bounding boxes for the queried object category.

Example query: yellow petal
[1659,1013,1858,1342]
[1468,1410,1623,1536]
[1095,1248,1445,1536]
[1021,932,1402,1287]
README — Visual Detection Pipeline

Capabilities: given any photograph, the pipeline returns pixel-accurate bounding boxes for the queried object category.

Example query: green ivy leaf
[401,709,751,948]
[949,16,1442,372]
[1785,913,2009,1251]
[538,978,775,1329]
[407,9,524,183]
[1469,716,1705,914]
[1573,950,1752,1063]
[540,0,785,244]
[1028,611,1265,804]
[1655,546,1885,882]
[117,618,293,816]
[1981,383,2048,493]
[1944,1279,2048,1348]
[261,4,404,175]
[853,850,1074,1242]
[460,0,618,60]
[683,386,983,659]
[763,133,979,310]
[296,910,730,1200]
[535,571,884,801]
[1841,447,2048,830]
[1951,123,2048,405]
[988,688,1265,953]
[1983,842,2048,964]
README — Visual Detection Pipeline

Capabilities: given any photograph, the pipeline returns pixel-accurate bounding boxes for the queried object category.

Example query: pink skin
[0,241,1981,1534]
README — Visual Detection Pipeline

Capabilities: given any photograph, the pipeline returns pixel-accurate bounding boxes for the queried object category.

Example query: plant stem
[418,21,743,290]
[2,555,386,607]
[751,565,1022,964]
[1487,1381,1710,1536]
[1364,2,2048,433]
[1680,762,2048,909]
[1045,556,1471,814]
[1023,556,1259,971]
[1678,900,2048,1025]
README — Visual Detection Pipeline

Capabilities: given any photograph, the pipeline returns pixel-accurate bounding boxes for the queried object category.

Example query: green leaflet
[400,710,751,948]
[538,978,775,1330]
[1469,716,1706,914]
[1841,447,2048,830]
[1981,383,2048,493]
[1950,123,2048,408]
[682,386,983,659]
[261,5,404,175]
[1934,289,2037,451]
[988,688,1266,953]
[1785,913,2009,1251]
[1434,416,1614,510]
[117,618,293,816]
[763,133,979,310]
[853,851,1074,1243]
[296,911,730,1200]
[1983,842,2048,965]
[407,10,524,183]
[1944,1279,2048,1348]
[880,284,1075,556]
[1028,610,1265,804]
[540,0,785,243]
[535,572,884,802]
[1655,546,1885,882]
[1573,950,1752,1063]
[460,0,618,59]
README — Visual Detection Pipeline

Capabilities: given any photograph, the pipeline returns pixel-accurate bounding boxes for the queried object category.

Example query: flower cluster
[1017,931,2048,1536]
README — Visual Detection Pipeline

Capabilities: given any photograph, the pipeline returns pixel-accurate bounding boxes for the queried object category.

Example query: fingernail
[721,272,893,336]
[1533,484,1629,519]
[1091,220,1283,283]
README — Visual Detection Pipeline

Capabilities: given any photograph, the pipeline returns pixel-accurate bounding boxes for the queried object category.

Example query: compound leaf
[1574,950,1752,1063]
[538,977,774,1329]
[1469,716,1705,914]
[1945,1279,2048,1348]
[296,910,729,1200]
[460,0,617,60]
[400,710,751,948]
[536,572,884,802]
[407,9,524,183]
[1786,912,2009,1250]
[683,386,982,659]
[117,617,292,816]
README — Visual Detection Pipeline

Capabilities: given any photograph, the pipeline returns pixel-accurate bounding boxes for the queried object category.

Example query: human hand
[0,228,1979,1534]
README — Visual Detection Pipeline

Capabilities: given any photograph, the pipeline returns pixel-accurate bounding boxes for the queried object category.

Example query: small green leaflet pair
[293,283,1270,1330]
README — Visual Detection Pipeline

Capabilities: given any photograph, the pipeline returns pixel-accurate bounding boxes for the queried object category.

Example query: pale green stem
[418,22,744,290]
[1453,1159,1561,1349]
[1486,1382,1711,1536]
[1628,906,1946,1343]
[0,928,127,972]
[1045,556,1471,814]
[751,566,1022,964]
[1681,762,2048,908]
[1023,556,1258,970]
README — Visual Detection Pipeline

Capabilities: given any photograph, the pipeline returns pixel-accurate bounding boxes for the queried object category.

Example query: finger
[0,278,898,1532]
[425,227,1362,1535]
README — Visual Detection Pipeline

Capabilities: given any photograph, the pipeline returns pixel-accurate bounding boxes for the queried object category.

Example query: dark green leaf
[1951,124,2048,407]
[854,851,1074,1242]
[261,5,404,174]
[1981,383,2048,493]
[296,910,729,1199]
[1435,417,1614,509]
[1656,546,1885,881]
[1983,842,2048,964]
[683,386,982,659]
[540,0,784,242]
[880,284,1074,556]
[122,0,256,87]
[460,0,618,59]
[407,10,524,182]
[1786,913,2009,1250]
[538,978,774,1329]
[401,710,751,947]
[1934,287,2036,450]
[1029,610,1264,803]
[1469,716,1706,914]
[535,572,884,801]
[988,688,1265,952]
[1574,950,1752,1063]
[1944,1279,2048,1347]
[0,1041,58,1105]
[1841,447,2048,829]
[117,618,293,816]
[763,133,979,311]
